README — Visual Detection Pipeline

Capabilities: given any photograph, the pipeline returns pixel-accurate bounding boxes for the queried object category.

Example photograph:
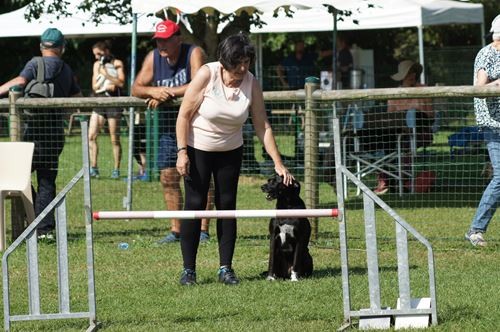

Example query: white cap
[490,14,500,33]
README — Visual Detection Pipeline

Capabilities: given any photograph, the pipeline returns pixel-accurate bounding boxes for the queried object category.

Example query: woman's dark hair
[93,40,115,63]
[92,40,112,52]
[409,63,423,78]
[217,33,255,70]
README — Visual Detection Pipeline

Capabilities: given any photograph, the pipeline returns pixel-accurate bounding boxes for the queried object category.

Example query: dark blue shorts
[157,133,178,169]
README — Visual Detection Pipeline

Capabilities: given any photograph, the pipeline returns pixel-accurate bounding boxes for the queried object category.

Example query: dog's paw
[290,271,299,282]
[266,275,276,281]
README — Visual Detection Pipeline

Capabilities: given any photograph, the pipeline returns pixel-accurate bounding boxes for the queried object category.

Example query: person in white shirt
[175,33,293,286]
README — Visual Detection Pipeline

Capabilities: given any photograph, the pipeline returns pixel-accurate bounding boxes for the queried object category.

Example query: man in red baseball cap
[132,20,212,244]
[152,19,180,39]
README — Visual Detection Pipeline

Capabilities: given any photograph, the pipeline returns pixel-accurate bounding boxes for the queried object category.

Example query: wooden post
[8,85,23,142]
[8,86,26,239]
[304,77,320,241]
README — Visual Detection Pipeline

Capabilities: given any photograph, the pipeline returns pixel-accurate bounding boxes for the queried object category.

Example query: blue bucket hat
[40,28,65,47]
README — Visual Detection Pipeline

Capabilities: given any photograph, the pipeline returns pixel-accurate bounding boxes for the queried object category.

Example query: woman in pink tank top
[174,33,293,286]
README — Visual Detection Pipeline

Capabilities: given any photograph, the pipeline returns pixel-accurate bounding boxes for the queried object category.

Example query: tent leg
[418,25,425,84]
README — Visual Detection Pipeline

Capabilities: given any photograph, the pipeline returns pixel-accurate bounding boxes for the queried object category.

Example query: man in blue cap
[0,28,81,239]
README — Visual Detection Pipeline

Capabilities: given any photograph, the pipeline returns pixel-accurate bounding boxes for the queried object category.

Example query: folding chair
[0,142,35,251]
[342,105,417,198]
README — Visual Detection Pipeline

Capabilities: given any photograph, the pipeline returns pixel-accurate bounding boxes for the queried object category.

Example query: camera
[100,55,112,65]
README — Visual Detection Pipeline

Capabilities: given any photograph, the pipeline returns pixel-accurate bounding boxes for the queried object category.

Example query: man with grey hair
[0,28,81,239]
[465,14,500,247]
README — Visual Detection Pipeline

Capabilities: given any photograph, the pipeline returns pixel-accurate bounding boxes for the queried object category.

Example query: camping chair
[342,106,417,198]
[0,142,35,251]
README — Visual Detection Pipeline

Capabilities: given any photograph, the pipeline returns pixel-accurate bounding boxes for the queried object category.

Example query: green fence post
[145,107,152,182]
[152,108,160,181]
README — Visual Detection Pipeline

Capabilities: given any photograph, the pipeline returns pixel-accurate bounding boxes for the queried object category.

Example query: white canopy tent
[250,0,485,83]
[129,0,350,85]
[131,0,485,84]
[252,0,484,32]
[0,3,159,38]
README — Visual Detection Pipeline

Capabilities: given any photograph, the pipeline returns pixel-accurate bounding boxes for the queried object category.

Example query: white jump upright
[332,117,437,330]
[2,122,98,332]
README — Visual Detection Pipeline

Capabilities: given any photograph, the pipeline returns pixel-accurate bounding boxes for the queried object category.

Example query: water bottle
[118,242,129,250]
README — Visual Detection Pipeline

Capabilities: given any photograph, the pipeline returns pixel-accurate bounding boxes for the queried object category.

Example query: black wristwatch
[177,146,187,153]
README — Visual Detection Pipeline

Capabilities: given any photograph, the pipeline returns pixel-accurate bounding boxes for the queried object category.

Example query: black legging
[181,146,243,270]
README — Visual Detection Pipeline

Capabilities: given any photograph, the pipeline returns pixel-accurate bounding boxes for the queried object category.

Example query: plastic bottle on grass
[118,242,129,250]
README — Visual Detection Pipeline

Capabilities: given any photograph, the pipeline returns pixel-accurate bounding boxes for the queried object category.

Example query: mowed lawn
[1,134,499,331]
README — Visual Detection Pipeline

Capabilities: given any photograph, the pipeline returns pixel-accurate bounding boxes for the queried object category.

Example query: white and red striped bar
[93,209,338,220]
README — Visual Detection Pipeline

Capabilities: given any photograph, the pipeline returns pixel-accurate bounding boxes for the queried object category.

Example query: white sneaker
[465,232,487,247]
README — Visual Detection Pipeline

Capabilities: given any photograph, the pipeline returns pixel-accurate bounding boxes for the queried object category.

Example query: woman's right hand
[176,150,190,177]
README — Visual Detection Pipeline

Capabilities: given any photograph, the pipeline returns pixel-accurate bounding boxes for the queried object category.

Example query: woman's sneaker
[157,232,180,244]
[218,267,239,285]
[200,231,210,243]
[90,167,100,178]
[111,169,120,179]
[180,269,197,286]
[465,231,487,247]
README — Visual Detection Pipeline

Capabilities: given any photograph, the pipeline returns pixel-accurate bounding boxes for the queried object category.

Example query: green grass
[2,132,499,331]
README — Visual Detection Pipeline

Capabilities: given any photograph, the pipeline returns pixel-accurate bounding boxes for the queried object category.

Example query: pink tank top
[189,62,254,151]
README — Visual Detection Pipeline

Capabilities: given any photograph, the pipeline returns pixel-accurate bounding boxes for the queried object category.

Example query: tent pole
[418,25,425,84]
[130,13,138,93]
[333,9,338,90]
[255,34,263,83]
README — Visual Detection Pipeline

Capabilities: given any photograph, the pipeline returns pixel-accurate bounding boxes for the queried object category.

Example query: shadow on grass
[439,304,482,324]
[246,265,414,282]
[67,226,166,241]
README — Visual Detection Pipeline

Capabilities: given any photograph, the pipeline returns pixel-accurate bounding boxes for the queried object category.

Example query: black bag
[22,57,65,170]
[24,57,63,98]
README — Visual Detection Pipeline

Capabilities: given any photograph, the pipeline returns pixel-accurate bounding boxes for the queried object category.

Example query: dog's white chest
[279,224,295,245]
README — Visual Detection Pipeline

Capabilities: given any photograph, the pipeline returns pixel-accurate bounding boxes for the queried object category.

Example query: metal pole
[255,34,263,83]
[333,9,338,90]
[125,12,138,211]
[304,77,320,240]
[333,117,352,325]
[145,108,152,180]
[81,122,98,330]
[153,109,159,181]
[418,25,425,84]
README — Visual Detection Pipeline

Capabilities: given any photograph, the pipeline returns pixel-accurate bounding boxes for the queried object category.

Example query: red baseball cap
[153,20,180,39]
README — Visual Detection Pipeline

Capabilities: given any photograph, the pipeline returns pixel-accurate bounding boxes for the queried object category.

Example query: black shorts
[93,90,123,119]
[93,107,123,119]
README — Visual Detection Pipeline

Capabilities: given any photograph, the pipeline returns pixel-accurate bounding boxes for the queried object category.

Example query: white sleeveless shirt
[189,62,253,151]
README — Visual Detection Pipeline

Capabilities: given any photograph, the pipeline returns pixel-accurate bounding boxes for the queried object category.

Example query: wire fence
[0,85,498,220]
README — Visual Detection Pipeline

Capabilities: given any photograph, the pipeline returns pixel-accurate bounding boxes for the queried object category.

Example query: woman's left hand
[176,150,190,177]
[275,164,294,186]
